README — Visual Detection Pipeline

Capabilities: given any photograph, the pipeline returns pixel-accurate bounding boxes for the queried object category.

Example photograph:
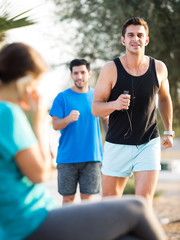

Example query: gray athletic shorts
[57,162,101,196]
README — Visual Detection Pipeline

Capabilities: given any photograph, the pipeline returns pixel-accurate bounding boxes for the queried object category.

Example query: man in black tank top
[92,17,174,206]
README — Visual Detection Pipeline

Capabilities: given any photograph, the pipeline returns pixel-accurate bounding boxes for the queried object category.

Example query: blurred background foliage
[52,0,180,135]
[0,0,179,135]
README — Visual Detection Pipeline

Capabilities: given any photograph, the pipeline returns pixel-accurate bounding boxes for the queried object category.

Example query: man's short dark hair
[70,59,90,72]
[122,17,149,37]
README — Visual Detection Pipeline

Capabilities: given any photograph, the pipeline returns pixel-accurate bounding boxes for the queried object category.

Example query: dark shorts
[57,162,101,196]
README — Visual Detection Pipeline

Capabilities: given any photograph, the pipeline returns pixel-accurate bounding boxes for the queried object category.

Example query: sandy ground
[153,180,180,240]
[157,139,180,239]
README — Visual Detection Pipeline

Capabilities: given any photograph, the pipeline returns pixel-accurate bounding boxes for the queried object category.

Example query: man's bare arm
[157,60,173,149]
[92,61,130,117]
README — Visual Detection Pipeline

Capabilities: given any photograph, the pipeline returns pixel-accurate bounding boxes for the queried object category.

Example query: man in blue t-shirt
[50,59,108,204]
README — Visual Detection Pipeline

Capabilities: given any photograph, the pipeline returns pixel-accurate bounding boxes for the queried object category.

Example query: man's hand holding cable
[114,93,131,111]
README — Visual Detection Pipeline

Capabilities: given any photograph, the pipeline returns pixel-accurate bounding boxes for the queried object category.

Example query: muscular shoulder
[154,59,168,86]
[101,60,116,73]
[155,59,167,74]
[99,60,117,86]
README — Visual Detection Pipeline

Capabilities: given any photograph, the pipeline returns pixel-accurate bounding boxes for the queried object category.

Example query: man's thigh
[134,170,159,204]
[102,175,128,196]
[79,162,101,195]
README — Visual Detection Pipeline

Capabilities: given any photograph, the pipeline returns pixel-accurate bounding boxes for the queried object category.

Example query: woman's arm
[15,88,52,183]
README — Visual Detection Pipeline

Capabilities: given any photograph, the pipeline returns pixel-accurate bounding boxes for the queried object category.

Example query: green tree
[0,1,35,43]
[53,0,180,135]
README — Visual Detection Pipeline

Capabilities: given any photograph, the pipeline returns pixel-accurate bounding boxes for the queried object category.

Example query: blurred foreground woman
[0,43,166,240]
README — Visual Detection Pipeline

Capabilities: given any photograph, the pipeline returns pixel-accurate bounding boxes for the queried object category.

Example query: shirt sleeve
[0,105,37,161]
[49,93,65,119]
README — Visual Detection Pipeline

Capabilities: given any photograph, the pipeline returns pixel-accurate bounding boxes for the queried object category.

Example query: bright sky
[5,0,75,108]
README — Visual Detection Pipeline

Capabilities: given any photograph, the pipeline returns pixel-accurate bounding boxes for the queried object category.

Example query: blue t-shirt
[49,88,103,163]
[0,102,56,240]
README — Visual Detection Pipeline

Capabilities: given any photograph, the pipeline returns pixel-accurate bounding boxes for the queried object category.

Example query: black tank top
[106,57,160,145]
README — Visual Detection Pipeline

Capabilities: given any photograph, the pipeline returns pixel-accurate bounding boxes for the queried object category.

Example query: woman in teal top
[0,42,57,240]
[0,102,56,239]
[0,42,166,240]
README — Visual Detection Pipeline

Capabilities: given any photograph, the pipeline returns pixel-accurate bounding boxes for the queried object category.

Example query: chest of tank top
[106,57,160,145]
[108,57,159,110]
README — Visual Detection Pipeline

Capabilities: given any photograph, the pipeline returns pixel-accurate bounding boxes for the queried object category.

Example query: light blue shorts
[102,137,161,177]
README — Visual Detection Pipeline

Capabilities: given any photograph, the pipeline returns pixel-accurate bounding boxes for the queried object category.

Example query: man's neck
[71,85,89,93]
[122,53,149,76]
[125,51,145,68]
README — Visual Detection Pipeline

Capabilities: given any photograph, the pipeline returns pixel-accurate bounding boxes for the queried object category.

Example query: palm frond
[0,17,35,33]
[8,8,34,21]
[0,1,36,38]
